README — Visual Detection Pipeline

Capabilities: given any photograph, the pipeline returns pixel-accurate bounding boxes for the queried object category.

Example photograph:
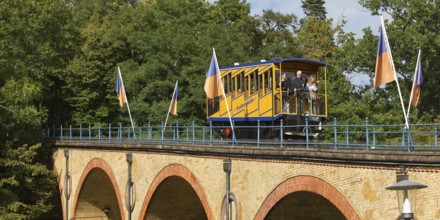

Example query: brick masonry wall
[53,143,440,220]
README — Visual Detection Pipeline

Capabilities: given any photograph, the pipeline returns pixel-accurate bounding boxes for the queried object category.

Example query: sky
[247,0,383,37]
[208,0,387,37]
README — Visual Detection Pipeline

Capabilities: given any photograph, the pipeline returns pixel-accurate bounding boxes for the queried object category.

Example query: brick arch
[254,175,361,220]
[71,158,125,220]
[139,164,214,220]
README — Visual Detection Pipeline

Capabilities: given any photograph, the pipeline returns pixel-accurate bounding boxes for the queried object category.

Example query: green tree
[209,0,251,24]
[64,0,138,124]
[257,10,301,59]
[301,0,327,20]
[0,0,77,218]
[296,16,343,60]
[358,0,440,121]
[63,0,262,126]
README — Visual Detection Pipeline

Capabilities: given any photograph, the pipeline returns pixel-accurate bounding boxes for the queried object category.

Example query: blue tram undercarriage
[209,114,326,140]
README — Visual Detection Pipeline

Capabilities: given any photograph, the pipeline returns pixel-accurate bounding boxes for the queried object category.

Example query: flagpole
[380,16,410,129]
[213,48,236,144]
[118,66,137,139]
[164,80,178,131]
[406,49,421,117]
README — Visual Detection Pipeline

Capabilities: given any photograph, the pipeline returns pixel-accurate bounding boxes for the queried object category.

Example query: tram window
[268,72,272,91]
[249,71,257,95]
[258,73,265,95]
[262,71,271,94]
[232,72,244,98]
[275,70,280,88]
[222,75,226,95]
[256,71,259,94]
[227,74,231,95]
[232,76,237,97]
[245,75,249,97]
[244,72,248,97]
[222,74,232,95]
[239,72,244,94]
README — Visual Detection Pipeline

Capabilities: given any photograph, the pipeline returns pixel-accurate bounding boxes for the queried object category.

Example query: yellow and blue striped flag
[115,69,126,107]
[170,83,178,115]
[374,25,395,89]
[204,49,224,99]
[410,53,423,107]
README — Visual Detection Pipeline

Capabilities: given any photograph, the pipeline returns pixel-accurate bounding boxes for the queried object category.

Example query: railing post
[401,126,405,150]
[161,121,164,144]
[365,117,369,150]
[400,126,406,150]
[435,126,438,150]
[407,117,413,152]
[305,117,309,149]
[373,127,376,148]
[108,123,111,142]
[80,124,82,141]
[127,125,131,140]
[345,125,349,148]
[148,122,151,142]
[139,127,142,142]
[53,125,56,140]
[203,126,206,144]
[192,121,195,145]
[232,120,236,147]
[69,124,72,141]
[98,123,101,142]
[61,125,63,141]
[119,123,122,142]
[176,121,179,144]
[173,123,175,141]
[88,123,91,141]
[280,120,283,148]
[186,123,189,143]
[333,118,337,150]
[257,120,260,147]
[210,121,213,146]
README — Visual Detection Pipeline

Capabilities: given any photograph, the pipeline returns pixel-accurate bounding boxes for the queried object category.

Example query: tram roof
[218,57,327,70]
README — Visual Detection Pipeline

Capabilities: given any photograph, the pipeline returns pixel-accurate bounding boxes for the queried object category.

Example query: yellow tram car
[207,58,327,139]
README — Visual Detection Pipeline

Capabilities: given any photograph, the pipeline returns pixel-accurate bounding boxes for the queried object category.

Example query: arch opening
[145,176,208,220]
[266,191,346,220]
[74,168,121,220]
[254,176,360,220]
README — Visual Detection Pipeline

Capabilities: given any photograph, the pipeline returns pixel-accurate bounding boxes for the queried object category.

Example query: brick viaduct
[52,141,440,219]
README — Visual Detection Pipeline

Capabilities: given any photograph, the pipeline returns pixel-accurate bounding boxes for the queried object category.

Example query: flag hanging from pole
[410,54,423,107]
[169,83,178,115]
[374,25,395,89]
[204,49,224,99]
[115,71,126,107]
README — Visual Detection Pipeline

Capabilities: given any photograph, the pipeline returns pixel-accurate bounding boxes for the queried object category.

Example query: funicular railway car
[207,58,327,139]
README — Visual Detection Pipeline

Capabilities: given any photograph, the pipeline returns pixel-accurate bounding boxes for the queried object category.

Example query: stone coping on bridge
[54,141,440,166]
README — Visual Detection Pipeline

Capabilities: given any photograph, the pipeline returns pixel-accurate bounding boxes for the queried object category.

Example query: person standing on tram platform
[290,70,307,113]
[281,72,290,112]
[306,74,318,114]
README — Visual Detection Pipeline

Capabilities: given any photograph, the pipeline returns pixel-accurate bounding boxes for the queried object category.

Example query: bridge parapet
[47,121,440,152]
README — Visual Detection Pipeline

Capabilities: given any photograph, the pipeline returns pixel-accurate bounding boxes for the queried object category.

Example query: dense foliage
[0,0,438,218]
[301,0,327,20]
[0,0,75,218]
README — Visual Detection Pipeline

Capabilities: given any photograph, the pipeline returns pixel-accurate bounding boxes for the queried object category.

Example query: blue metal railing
[45,118,440,151]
